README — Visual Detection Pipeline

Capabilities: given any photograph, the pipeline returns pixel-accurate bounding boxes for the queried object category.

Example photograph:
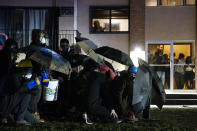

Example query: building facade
[0,0,196,93]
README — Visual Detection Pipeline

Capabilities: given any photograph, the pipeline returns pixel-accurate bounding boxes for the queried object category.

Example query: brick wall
[129,0,145,51]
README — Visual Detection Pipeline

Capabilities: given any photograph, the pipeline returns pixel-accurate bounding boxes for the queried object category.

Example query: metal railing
[0,29,77,49]
[58,30,77,46]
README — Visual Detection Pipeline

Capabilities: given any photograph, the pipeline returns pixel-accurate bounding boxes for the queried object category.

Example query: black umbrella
[138,58,166,109]
[76,40,105,65]
[104,60,115,72]
[28,45,72,75]
[132,58,166,110]
[94,46,133,66]
[76,37,98,50]
[69,54,99,68]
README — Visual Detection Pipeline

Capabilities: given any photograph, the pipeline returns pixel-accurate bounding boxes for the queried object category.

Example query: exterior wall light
[130,47,145,67]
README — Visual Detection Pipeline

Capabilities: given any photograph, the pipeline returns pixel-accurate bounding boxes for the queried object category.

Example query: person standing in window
[93,20,105,32]
[174,53,185,89]
[153,49,166,86]
[184,56,195,89]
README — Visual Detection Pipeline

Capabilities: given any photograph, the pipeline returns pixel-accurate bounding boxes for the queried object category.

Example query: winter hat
[129,66,137,74]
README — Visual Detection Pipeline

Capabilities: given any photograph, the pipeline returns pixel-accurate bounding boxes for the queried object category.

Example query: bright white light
[134,47,141,52]
[130,47,145,67]
[111,19,119,23]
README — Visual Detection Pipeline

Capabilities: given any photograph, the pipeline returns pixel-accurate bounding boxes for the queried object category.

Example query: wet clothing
[27,43,48,114]
[53,49,73,115]
[0,69,34,122]
[0,44,18,96]
[52,71,70,116]
[88,71,114,121]
[27,60,43,113]
[1,93,31,121]
[110,71,134,117]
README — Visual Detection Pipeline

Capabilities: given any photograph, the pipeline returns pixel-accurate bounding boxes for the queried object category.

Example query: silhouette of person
[93,20,104,32]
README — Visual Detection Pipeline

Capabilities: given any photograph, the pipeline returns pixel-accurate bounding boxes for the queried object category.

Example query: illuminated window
[160,0,183,6]
[146,0,158,6]
[186,0,196,5]
[146,0,196,6]
[90,7,129,33]
[159,0,196,6]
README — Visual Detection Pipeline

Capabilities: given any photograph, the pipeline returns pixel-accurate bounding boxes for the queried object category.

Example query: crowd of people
[174,53,195,89]
[0,29,150,126]
[149,49,195,89]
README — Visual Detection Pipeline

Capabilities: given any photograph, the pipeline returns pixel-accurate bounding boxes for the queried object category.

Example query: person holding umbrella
[27,29,50,123]
[54,38,72,117]
[87,66,122,123]
[59,38,70,57]
[110,65,138,121]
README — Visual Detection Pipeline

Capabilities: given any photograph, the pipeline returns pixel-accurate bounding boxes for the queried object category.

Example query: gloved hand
[41,72,49,87]
[27,76,42,90]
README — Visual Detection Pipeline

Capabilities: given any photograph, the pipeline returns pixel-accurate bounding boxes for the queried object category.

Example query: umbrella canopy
[132,66,152,109]
[132,58,166,110]
[76,37,98,50]
[69,54,99,68]
[76,41,105,65]
[138,58,166,109]
[94,46,133,66]
[28,45,72,75]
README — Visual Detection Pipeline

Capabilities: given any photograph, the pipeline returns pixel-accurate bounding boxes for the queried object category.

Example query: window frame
[89,6,130,34]
[157,0,197,6]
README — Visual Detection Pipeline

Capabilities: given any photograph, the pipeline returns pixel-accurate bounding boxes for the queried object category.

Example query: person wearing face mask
[59,38,70,59]
[53,38,72,117]
[0,65,43,125]
[0,39,35,125]
[39,31,49,47]
[26,29,48,123]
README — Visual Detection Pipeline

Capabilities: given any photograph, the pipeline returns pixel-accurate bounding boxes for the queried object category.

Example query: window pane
[173,44,195,90]
[111,19,128,31]
[161,0,183,6]
[146,0,158,6]
[186,0,196,5]
[148,44,170,89]
[111,9,129,19]
[90,7,129,33]
[91,8,110,19]
[92,19,110,32]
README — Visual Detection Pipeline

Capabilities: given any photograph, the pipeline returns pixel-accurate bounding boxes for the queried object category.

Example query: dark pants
[28,86,42,113]
[1,93,31,121]
[132,102,143,116]
[88,72,111,120]
[133,101,150,119]
[185,71,194,89]
[175,72,185,89]
[56,80,69,116]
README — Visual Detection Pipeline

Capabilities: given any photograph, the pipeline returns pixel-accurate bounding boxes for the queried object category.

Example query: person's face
[60,42,69,49]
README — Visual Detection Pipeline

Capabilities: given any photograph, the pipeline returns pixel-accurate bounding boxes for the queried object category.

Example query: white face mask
[24,72,32,79]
